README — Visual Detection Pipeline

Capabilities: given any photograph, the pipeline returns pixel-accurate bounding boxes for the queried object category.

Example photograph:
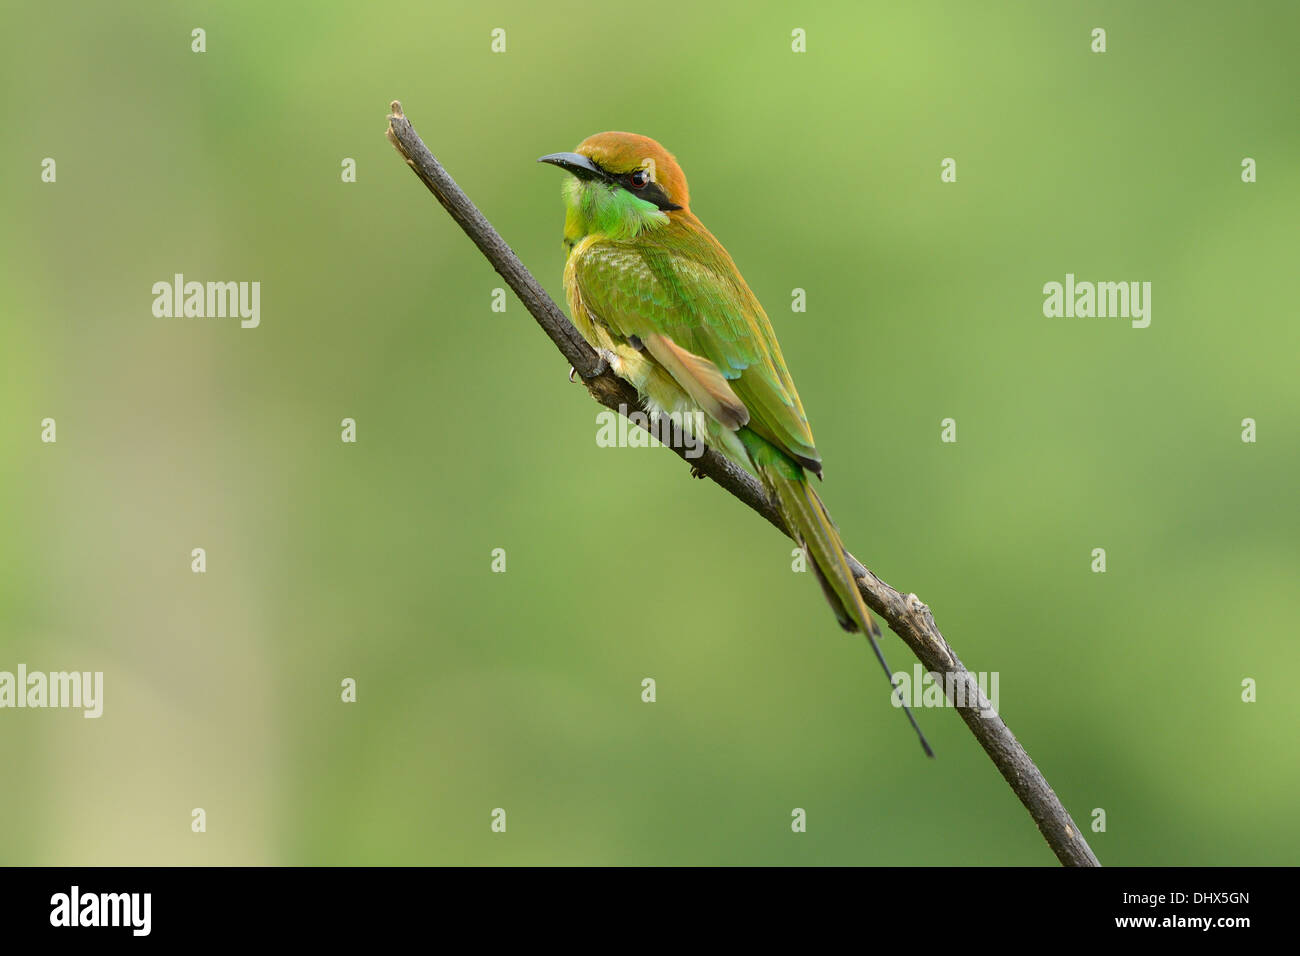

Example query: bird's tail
[742,431,934,758]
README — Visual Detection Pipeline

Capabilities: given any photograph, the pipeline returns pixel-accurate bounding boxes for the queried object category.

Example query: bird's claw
[689,465,706,479]
[592,348,616,377]
[571,349,617,382]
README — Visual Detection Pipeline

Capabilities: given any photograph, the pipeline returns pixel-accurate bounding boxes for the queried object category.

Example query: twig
[385,101,1100,867]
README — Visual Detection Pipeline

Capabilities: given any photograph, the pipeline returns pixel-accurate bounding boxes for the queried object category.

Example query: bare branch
[386,101,1100,867]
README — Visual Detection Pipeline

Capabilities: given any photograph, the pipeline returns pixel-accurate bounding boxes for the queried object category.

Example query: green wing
[574,224,823,474]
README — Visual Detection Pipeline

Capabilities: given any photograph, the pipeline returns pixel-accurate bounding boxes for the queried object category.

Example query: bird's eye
[629,169,650,188]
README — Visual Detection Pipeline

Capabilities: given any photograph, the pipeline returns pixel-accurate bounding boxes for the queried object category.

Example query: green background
[2,1,1296,865]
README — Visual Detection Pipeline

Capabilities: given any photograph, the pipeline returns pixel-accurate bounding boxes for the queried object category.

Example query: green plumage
[574,228,824,474]
[544,132,932,756]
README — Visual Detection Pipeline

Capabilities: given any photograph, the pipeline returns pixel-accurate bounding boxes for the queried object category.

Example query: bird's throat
[562,178,670,244]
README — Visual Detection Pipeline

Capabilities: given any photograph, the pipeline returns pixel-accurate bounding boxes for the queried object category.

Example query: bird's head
[540,132,688,241]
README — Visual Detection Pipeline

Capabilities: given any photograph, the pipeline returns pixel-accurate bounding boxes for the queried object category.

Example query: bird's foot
[592,348,617,376]
[571,349,618,382]
[689,464,706,479]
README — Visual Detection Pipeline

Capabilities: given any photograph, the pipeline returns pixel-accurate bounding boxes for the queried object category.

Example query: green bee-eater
[541,133,932,756]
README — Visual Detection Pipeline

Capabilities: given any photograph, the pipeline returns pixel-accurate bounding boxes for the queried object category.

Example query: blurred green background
[2,0,1297,865]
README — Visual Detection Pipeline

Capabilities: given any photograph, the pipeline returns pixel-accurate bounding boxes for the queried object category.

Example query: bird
[540,132,932,757]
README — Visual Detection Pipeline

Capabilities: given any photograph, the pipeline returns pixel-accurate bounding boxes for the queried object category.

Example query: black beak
[538,151,608,182]
[539,150,683,212]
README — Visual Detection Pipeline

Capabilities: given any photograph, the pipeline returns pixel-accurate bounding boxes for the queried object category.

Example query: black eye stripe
[589,159,682,211]
[635,181,682,211]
